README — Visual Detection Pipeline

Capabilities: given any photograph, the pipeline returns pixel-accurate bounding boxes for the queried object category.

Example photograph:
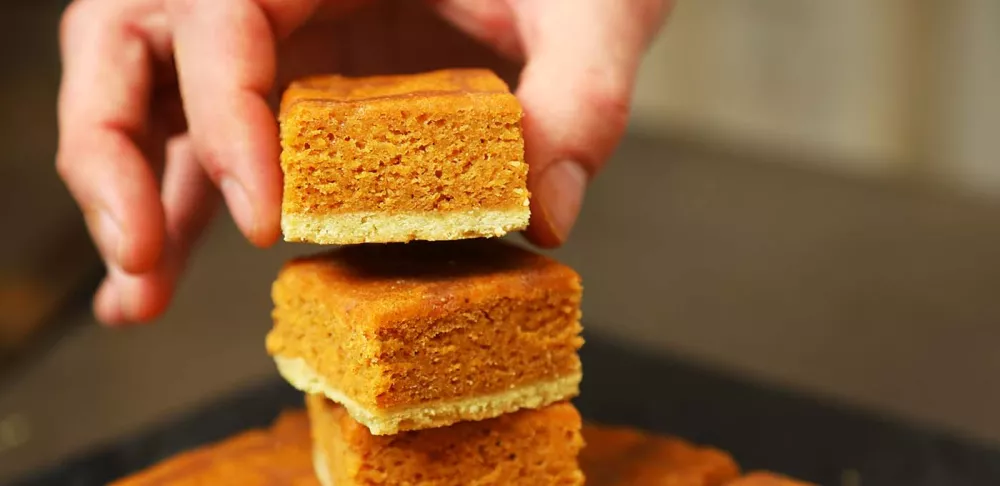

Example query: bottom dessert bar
[110,411,315,486]
[580,425,741,485]
[307,394,584,486]
[110,409,813,486]
[725,473,817,486]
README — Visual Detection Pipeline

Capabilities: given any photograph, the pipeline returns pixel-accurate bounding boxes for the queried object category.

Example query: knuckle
[193,143,226,183]
[585,83,631,132]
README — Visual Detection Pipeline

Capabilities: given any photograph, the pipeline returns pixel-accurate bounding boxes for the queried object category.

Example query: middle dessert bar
[266,240,584,435]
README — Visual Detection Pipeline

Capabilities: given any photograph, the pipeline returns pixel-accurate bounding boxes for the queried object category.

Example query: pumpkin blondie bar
[265,239,584,435]
[306,395,584,486]
[725,472,817,486]
[110,411,315,486]
[278,68,530,244]
[580,424,741,486]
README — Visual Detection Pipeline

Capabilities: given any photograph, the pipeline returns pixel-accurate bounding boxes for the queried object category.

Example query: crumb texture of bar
[307,395,585,486]
[265,240,584,434]
[109,411,316,486]
[581,424,741,486]
[724,472,817,486]
[279,68,530,244]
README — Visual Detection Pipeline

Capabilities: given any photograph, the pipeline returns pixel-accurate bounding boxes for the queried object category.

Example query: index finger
[165,0,323,247]
[57,0,166,274]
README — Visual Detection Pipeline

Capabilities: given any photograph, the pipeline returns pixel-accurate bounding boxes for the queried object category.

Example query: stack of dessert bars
[266,69,588,485]
[109,68,815,486]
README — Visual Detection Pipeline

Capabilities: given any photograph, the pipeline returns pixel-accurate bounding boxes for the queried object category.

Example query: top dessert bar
[265,239,583,435]
[278,68,530,245]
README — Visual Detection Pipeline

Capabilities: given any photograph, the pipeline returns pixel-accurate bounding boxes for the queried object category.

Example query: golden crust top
[276,68,527,222]
[279,68,512,117]
[271,239,581,326]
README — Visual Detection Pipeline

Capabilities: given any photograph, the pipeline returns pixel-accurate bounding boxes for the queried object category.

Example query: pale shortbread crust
[313,446,335,486]
[281,208,530,244]
[274,355,581,435]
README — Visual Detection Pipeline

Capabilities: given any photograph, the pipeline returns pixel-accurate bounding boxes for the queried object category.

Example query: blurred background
[2,0,1000,481]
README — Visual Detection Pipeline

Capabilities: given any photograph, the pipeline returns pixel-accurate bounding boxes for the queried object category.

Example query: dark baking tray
[10,330,1000,486]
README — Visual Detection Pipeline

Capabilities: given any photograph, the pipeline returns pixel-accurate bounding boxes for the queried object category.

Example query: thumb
[512,0,671,246]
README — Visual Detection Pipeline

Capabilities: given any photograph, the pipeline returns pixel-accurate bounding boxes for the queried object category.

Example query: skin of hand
[56,0,672,325]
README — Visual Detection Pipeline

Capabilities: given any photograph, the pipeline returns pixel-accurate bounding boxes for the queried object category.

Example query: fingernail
[220,177,257,239]
[536,159,588,242]
[84,209,123,266]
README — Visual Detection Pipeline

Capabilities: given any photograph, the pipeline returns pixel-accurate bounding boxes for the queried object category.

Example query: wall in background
[923,0,1000,197]
[631,0,1000,197]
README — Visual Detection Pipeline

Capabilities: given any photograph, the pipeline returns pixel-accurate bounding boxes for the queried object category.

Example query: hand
[56,0,671,325]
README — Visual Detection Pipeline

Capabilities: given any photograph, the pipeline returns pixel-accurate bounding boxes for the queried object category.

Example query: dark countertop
[10,329,1000,486]
[4,131,1000,484]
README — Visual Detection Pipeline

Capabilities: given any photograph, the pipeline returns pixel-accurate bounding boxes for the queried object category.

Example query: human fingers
[57,0,167,274]
[426,0,522,60]
[165,0,323,247]
[511,0,671,247]
[95,135,220,325]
